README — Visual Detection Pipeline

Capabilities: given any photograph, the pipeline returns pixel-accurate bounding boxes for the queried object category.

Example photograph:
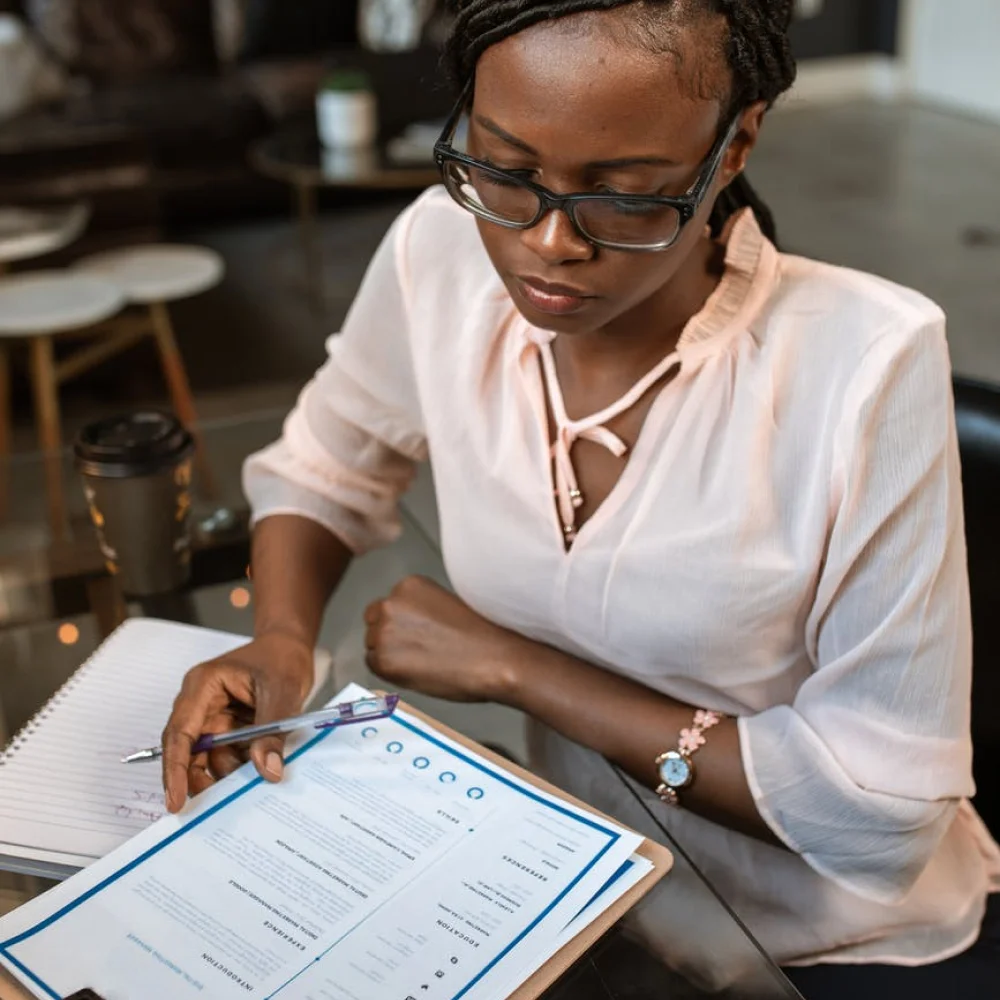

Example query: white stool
[0,271,124,527]
[73,244,226,495]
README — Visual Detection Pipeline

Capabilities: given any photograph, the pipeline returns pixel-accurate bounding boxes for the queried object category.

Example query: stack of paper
[0,678,663,1000]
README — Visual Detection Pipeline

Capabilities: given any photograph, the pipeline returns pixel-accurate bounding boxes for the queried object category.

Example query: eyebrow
[473,115,681,169]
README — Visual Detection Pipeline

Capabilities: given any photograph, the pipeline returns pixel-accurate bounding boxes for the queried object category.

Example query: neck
[553,232,726,385]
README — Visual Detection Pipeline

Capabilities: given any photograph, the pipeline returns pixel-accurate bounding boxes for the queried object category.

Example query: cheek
[600,213,710,303]
[600,252,681,303]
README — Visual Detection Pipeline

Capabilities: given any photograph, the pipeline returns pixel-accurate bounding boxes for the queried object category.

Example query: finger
[248,674,309,782]
[161,669,231,813]
[363,601,382,626]
[228,700,256,728]
[183,709,247,785]
[188,758,215,796]
[162,710,204,813]
[208,744,247,779]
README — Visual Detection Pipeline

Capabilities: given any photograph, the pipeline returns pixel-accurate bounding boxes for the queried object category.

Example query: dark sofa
[0,1,452,251]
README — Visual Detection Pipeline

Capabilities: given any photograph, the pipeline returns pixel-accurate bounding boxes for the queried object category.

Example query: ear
[720,100,768,183]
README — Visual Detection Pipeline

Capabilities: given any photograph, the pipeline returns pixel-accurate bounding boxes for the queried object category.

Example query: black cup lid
[74,411,195,478]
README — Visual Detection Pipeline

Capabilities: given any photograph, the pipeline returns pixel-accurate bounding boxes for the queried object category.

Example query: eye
[473,161,534,189]
[478,172,525,190]
[608,197,664,217]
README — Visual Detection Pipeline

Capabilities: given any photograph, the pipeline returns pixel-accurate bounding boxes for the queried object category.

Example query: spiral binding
[0,621,132,766]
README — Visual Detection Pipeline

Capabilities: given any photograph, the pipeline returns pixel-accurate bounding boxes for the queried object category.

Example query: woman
[161,1,1000,995]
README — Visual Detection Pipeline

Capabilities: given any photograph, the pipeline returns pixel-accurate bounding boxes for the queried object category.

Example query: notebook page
[0,620,256,867]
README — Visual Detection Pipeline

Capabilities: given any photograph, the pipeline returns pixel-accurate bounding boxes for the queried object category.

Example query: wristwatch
[655,709,722,807]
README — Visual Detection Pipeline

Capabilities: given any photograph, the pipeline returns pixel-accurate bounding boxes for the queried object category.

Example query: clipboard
[405,703,673,1000]
[0,700,673,1000]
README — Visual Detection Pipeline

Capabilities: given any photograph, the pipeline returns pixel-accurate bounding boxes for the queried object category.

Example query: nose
[520,207,594,265]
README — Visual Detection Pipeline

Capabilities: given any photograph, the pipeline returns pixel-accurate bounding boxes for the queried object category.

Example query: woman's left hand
[363,576,526,702]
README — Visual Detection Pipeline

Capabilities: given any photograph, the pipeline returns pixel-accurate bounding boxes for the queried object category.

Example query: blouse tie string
[538,342,681,543]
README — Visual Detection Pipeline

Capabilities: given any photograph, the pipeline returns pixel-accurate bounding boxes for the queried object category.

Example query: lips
[516,276,596,316]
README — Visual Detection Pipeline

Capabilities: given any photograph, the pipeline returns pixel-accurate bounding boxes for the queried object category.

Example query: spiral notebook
[0,619,331,881]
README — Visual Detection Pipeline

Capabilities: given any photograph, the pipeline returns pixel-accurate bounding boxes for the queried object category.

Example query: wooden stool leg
[0,344,10,522]
[29,335,67,535]
[148,301,217,498]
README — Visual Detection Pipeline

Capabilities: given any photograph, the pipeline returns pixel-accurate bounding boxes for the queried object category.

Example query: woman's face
[469,14,763,337]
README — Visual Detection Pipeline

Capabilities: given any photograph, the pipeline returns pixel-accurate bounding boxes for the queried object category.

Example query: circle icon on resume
[361,726,378,738]
[439,771,457,784]
[466,787,485,800]
[413,756,430,770]
[386,741,403,754]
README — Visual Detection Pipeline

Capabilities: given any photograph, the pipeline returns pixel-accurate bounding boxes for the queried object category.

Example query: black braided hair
[443,0,796,243]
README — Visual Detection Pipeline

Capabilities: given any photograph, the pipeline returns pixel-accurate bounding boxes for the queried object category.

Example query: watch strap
[655,709,723,807]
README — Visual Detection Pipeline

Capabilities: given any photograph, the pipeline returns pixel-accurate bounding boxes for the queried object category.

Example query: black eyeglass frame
[433,84,743,253]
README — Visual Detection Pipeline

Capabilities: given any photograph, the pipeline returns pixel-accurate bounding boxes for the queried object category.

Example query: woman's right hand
[160,632,314,814]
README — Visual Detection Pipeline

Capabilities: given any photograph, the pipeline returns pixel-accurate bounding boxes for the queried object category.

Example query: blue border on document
[0,715,621,1000]
[0,728,334,997]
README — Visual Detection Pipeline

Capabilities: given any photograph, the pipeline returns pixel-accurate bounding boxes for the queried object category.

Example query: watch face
[658,751,692,789]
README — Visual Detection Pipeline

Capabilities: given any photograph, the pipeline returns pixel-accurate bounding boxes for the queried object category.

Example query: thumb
[249,673,307,783]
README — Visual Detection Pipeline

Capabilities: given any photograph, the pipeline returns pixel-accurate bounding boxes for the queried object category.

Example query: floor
[753,100,1000,382]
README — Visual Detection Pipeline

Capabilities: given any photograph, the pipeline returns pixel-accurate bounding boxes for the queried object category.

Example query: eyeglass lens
[443,160,682,247]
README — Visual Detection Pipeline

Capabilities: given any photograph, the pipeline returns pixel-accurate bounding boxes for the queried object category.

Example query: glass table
[249,123,439,310]
[0,413,802,999]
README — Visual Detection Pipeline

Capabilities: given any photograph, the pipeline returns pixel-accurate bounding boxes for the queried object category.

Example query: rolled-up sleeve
[243,208,427,554]
[738,312,974,905]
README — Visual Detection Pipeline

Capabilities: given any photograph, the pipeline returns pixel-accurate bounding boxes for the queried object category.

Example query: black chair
[954,377,1000,838]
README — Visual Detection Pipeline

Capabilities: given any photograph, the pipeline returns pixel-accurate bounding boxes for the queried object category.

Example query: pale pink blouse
[244,187,1000,977]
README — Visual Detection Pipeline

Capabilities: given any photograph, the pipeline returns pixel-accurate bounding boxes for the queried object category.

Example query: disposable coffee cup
[74,412,196,596]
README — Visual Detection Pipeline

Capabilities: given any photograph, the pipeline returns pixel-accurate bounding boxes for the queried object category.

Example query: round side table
[249,126,439,309]
[0,203,90,275]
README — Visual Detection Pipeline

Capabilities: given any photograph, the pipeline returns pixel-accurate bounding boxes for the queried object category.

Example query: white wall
[901,0,1000,123]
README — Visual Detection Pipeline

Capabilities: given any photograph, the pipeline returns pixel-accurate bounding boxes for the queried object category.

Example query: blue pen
[120,693,400,763]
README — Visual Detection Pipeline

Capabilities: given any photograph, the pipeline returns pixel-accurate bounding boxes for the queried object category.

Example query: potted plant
[358,0,437,53]
[315,68,378,151]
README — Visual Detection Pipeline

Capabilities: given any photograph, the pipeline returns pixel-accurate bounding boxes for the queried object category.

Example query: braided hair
[444,0,797,243]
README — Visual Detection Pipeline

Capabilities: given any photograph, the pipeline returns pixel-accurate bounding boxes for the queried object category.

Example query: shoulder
[770,252,945,351]
[756,253,948,406]
[742,252,952,453]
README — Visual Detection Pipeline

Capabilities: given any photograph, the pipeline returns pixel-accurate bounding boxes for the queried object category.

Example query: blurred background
[0,0,996,439]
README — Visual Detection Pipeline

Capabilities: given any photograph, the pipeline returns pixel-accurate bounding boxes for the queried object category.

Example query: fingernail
[265,751,284,780]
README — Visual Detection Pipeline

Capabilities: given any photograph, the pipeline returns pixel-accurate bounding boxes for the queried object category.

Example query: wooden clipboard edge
[0,699,674,1000]
[394,699,674,1000]
[507,837,667,1000]
[1,979,100,1000]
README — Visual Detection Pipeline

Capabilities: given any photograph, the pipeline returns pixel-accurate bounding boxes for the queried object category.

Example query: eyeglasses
[433,86,742,253]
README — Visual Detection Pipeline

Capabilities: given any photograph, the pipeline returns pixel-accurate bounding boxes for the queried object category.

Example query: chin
[518,307,601,336]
